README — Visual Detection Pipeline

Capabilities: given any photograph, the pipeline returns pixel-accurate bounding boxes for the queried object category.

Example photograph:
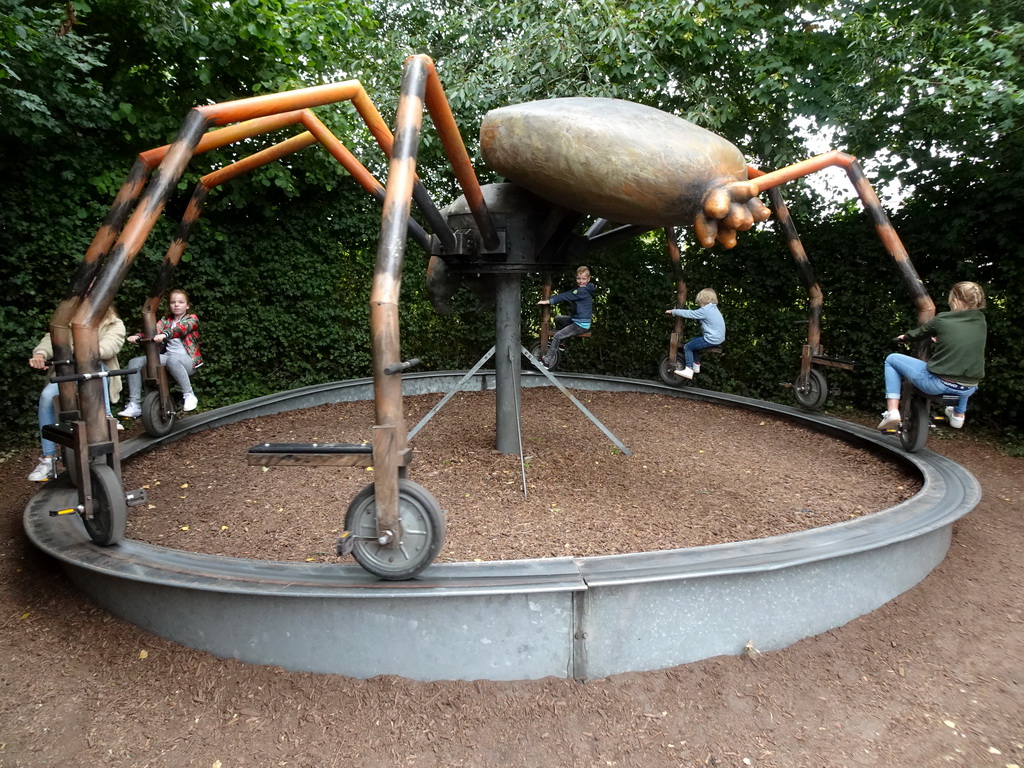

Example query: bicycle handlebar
[49,367,135,384]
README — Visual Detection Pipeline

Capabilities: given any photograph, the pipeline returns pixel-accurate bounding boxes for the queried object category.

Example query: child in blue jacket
[537,266,597,368]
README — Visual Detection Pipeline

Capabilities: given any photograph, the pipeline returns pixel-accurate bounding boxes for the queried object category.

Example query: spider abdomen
[480,97,747,228]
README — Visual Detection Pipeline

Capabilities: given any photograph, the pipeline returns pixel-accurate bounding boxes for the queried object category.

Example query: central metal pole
[494,272,522,454]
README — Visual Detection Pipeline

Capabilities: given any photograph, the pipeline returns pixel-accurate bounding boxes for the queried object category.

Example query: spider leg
[744,153,934,323]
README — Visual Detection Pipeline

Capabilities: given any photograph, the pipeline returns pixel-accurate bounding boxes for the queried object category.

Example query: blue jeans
[683,336,718,368]
[38,372,112,458]
[883,353,976,413]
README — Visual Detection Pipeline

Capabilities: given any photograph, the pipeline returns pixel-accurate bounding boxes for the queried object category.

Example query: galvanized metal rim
[24,372,980,598]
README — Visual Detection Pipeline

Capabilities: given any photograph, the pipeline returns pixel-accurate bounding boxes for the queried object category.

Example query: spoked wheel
[343,479,446,580]
[658,356,688,386]
[141,390,176,437]
[792,369,828,410]
[898,393,930,453]
[530,342,559,371]
[83,463,127,546]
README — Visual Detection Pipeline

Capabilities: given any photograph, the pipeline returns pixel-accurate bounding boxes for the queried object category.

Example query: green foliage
[2,0,1023,442]
[839,1,1024,182]
[0,0,388,436]
[0,1,113,147]
[1000,428,1024,458]
[162,185,384,406]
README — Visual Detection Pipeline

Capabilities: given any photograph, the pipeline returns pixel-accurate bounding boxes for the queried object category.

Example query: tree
[3,0,1023,438]
[0,0,387,436]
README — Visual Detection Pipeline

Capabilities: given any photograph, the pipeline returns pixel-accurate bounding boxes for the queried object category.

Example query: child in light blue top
[664,288,725,380]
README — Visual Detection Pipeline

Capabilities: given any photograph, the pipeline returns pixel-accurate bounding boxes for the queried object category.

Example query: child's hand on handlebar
[28,353,48,370]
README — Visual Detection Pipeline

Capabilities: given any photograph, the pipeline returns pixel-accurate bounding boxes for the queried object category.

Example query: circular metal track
[24,373,980,681]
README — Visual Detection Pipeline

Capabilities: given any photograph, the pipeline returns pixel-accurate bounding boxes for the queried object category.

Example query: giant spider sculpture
[42,54,934,579]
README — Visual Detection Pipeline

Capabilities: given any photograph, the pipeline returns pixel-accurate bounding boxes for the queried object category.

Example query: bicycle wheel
[343,479,446,580]
[530,343,559,370]
[898,394,929,453]
[141,390,176,437]
[658,356,689,386]
[83,463,127,546]
[792,369,828,410]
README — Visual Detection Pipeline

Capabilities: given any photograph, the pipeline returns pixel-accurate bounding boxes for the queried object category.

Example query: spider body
[480,97,770,244]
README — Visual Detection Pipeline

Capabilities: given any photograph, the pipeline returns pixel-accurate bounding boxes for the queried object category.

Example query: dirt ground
[120,389,919,562]
[0,387,1021,768]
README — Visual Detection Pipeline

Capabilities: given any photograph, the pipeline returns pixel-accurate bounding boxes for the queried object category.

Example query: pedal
[336,531,355,557]
[125,488,148,507]
[49,506,82,517]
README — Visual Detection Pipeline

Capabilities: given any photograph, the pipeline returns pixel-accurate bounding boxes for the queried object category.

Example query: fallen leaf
[139,650,148,659]
[180,525,190,531]
[743,640,761,659]
[180,483,189,489]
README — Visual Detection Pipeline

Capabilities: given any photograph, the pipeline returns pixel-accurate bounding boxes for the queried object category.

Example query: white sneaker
[116,421,125,431]
[118,402,142,418]
[877,409,902,430]
[691,363,701,374]
[28,456,57,482]
[183,394,198,412]
[673,367,694,380]
[944,406,965,429]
